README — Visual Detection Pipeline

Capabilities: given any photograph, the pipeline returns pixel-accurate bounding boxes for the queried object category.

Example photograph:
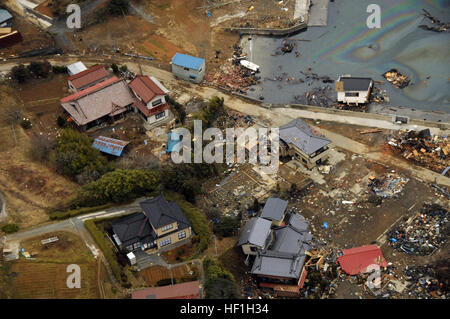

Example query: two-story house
[279,118,332,169]
[111,195,193,253]
[128,75,173,126]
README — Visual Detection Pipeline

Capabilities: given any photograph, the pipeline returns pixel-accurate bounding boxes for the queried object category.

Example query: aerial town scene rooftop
[0,0,448,305]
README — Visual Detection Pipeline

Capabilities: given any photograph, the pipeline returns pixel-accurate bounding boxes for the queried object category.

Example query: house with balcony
[128,75,173,126]
[279,118,332,169]
[111,195,193,253]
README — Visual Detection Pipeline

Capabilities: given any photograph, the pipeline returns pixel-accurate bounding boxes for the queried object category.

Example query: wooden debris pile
[419,9,449,33]
[383,69,410,89]
[387,129,449,173]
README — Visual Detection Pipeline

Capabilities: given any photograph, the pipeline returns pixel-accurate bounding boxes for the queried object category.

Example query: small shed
[126,252,136,266]
[67,61,88,76]
[92,136,129,156]
[171,53,205,84]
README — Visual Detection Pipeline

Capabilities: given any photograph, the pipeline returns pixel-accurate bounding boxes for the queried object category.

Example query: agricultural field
[139,264,198,286]
[9,232,100,299]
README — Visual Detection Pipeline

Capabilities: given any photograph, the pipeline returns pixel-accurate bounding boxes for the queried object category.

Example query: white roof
[67,62,87,76]
[126,252,136,259]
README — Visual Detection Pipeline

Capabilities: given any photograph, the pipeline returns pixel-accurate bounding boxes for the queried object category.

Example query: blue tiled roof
[0,9,13,24]
[171,53,204,70]
[92,136,129,156]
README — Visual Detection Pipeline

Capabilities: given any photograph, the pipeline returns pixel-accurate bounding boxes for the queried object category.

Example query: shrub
[52,65,68,74]
[111,63,119,74]
[27,61,51,78]
[11,64,30,83]
[54,128,112,181]
[156,278,176,286]
[73,169,160,207]
[1,223,19,234]
[56,116,66,127]
[203,257,240,299]
[213,216,239,237]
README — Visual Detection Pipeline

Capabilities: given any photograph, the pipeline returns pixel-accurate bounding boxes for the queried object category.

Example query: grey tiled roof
[251,250,306,279]
[140,195,191,230]
[279,118,331,156]
[288,213,309,232]
[112,213,155,248]
[238,217,272,247]
[260,198,288,222]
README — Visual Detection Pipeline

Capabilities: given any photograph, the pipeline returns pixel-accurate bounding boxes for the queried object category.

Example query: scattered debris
[419,9,449,33]
[387,203,448,255]
[403,261,449,299]
[368,173,409,199]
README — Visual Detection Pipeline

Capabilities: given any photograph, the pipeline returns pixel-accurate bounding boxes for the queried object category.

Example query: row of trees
[11,62,52,83]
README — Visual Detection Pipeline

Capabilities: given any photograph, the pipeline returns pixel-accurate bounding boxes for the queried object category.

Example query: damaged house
[60,77,135,130]
[128,75,173,126]
[111,195,193,253]
[336,75,373,105]
[279,118,332,169]
[239,210,312,295]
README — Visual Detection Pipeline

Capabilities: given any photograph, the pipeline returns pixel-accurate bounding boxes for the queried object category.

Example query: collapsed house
[128,75,173,126]
[337,245,388,275]
[60,77,135,130]
[336,75,373,105]
[238,200,312,295]
[279,118,332,169]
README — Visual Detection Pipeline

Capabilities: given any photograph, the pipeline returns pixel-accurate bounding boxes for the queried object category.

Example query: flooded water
[242,0,450,113]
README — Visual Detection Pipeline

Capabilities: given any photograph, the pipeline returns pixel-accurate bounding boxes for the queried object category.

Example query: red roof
[67,64,110,89]
[131,281,200,299]
[134,99,169,118]
[337,245,388,275]
[61,76,120,103]
[129,75,166,103]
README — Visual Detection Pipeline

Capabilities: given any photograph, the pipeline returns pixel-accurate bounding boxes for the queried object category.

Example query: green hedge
[1,223,19,234]
[84,219,122,283]
[165,193,212,254]
[49,204,114,220]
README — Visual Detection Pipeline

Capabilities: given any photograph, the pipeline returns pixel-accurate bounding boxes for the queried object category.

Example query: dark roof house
[260,197,288,223]
[140,195,191,230]
[0,9,13,27]
[338,76,373,91]
[237,217,272,247]
[112,213,156,249]
[279,118,331,157]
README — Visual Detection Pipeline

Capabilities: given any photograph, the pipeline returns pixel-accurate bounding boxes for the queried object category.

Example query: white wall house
[171,53,205,84]
[336,75,373,105]
[128,75,173,126]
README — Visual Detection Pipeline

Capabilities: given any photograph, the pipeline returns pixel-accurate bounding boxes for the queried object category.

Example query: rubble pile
[294,86,335,108]
[387,203,449,255]
[387,129,449,173]
[371,86,390,103]
[419,9,449,33]
[205,63,259,93]
[383,69,410,89]
[368,173,409,199]
[403,262,449,299]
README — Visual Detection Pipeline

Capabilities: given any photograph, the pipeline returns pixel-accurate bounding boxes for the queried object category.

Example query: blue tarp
[92,136,129,157]
[166,131,181,153]
[171,53,204,71]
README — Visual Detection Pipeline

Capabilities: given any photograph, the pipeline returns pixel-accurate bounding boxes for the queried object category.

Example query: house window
[133,242,141,250]
[152,99,163,107]
[160,237,171,247]
[178,231,186,239]
[250,246,258,252]
[126,245,133,251]
[161,224,173,232]
[155,111,166,120]
[189,74,196,79]
[184,67,190,71]
[345,92,359,97]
